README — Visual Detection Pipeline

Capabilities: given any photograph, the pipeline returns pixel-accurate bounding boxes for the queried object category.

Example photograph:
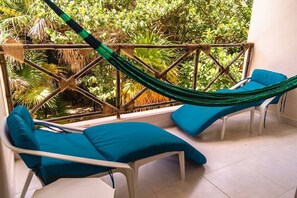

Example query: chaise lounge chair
[1,105,206,198]
[171,69,287,140]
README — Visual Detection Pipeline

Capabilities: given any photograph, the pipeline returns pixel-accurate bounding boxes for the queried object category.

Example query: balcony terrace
[1,0,297,197]
[1,41,296,198]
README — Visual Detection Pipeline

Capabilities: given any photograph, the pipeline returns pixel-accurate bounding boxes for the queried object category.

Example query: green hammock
[44,0,297,106]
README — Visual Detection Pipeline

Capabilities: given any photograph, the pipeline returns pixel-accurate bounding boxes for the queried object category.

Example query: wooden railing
[0,43,253,122]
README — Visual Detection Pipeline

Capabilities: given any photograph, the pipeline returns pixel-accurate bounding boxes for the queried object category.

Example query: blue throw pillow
[7,105,41,168]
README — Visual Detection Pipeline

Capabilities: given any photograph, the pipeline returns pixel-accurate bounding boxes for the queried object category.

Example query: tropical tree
[121,30,177,105]
[0,0,61,115]
[0,0,253,118]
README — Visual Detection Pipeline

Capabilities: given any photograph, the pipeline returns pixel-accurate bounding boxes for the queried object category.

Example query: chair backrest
[251,69,287,86]
[250,69,288,104]
[5,105,41,169]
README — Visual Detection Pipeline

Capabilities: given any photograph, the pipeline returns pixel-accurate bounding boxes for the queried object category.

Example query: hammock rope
[44,0,297,106]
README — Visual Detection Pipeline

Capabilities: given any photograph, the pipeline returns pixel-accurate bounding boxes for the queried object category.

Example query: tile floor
[15,112,297,198]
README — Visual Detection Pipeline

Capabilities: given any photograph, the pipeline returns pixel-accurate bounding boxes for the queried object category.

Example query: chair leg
[178,152,185,180]
[276,102,281,122]
[249,108,255,135]
[221,117,227,140]
[118,168,136,198]
[20,169,34,198]
[129,162,139,190]
[258,107,265,135]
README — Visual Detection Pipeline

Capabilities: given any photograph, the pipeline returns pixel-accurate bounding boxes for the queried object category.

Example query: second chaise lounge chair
[171,69,287,140]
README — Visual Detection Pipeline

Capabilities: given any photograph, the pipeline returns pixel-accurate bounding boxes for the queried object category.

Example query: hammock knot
[102,104,115,114]
[1,38,24,63]
[186,44,197,55]
[126,102,135,111]
[201,45,211,56]
[242,43,253,51]
[121,46,135,58]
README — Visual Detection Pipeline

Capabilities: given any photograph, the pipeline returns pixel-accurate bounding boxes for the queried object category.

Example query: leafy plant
[9,51,58,109]
[0,0,253,117]
[122,30,176,105]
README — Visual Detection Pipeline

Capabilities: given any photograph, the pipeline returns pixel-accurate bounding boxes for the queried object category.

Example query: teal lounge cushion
[34,129,108,184]
[239,81,266,91]
[84,122,206,165]
[171,104,253,136]
[250,69,287,104]
[172,88,254,136]
[6,105,41,168]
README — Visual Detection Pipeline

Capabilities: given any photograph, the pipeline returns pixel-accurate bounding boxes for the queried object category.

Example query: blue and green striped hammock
[44,0,297,106]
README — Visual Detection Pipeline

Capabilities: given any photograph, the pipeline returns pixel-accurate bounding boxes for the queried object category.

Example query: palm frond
[1,15,31,34]
[58,49,92,72]
[0,6,22,17]
[13,85,56,109]
[9,76,29,91]
[27,18,48,41]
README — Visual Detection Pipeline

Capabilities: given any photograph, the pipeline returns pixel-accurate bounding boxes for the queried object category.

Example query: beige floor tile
[240,147,297,190]
[138,156,186,192]
[136,192,159,198]
[277,187,297,198]
[16,189,37,198]
[157,178,229,198]
[278,128,297,146]
[101,172,155,198]
[168,127,283,174]
[204,162,286,198]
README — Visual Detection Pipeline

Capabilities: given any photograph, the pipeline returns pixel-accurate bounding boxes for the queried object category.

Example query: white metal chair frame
[1,118,185,198]
[230,77,285,136]
[219,107,255,140]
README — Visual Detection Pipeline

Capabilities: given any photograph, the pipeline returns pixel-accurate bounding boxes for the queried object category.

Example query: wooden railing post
[193,49,201,90]
[0,54,13,112]
[116,48,121,119]
[242,43,254,78]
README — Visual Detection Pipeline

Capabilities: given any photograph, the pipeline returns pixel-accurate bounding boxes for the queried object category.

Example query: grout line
[251,167,292,192]
[275,186,297,198]
[203,176,231,198]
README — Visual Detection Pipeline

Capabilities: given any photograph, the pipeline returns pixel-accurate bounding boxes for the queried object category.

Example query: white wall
[248,0,297,124]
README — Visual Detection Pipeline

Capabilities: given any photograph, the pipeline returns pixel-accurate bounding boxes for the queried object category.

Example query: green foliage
[0,0,253,117]
[80,64,117,102]
[122,30,178,104]
[178,48,243,92]
[1,0,252,43]
[9,51,57,109]
[156,0,252,43]
[131,30,177,80]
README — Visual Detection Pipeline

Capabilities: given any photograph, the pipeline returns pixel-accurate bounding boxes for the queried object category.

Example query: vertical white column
[248,0,297,124]
[0,57,15,198]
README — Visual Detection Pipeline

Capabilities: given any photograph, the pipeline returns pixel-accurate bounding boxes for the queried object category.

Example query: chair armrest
[22,147,130,169]
[230,78,250,90]
[257,96,277,110]
[34,119,85,133]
